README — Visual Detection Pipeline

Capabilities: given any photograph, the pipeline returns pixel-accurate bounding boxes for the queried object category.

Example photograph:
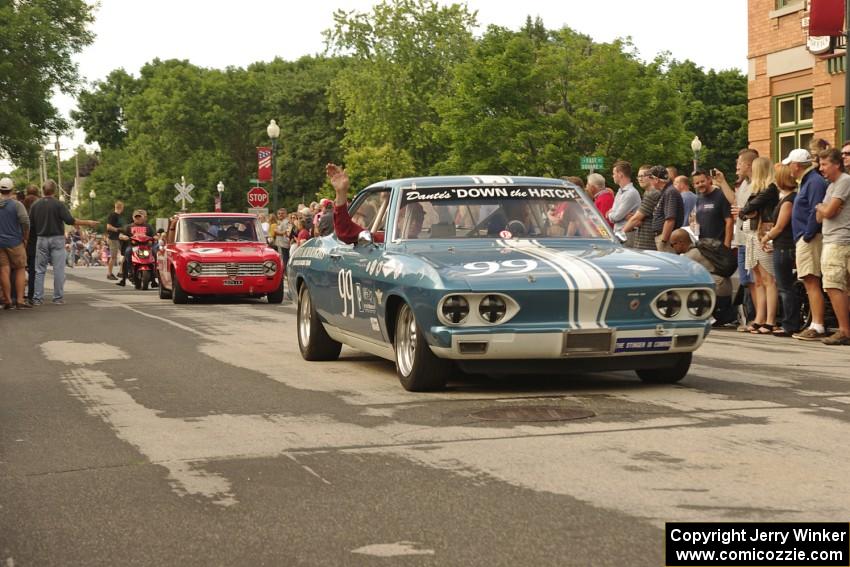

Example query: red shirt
[594,189,614,226]
[333,203,385,244]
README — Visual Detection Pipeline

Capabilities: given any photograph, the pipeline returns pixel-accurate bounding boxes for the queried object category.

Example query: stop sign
[247,187,269,209]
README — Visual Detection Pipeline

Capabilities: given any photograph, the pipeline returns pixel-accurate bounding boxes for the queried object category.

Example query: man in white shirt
[607,160,641,246]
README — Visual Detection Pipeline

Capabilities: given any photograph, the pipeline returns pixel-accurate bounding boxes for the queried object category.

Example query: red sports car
[157,213,284,304]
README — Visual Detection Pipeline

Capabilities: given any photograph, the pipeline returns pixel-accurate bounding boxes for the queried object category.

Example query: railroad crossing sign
[247,186,269,209]
[174,176,195,211]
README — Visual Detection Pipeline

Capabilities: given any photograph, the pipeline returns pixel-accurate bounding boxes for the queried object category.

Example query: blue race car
[288,175,715,391]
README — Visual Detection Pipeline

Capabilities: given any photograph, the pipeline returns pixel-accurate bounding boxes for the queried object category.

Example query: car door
[158,218,178,290]
[325,188,392,342]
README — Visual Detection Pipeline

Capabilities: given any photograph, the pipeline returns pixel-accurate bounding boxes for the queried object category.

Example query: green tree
[324,0,476,172]
[666,60,748,176]
[72,69,139,150]
[0,0,94,163]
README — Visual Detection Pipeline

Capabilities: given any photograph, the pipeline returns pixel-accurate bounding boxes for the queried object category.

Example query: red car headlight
[262,260,278,275]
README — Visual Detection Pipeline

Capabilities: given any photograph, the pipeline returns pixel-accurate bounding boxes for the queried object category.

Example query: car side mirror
[357,230,374,247]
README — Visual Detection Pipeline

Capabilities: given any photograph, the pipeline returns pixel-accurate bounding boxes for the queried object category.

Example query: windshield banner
[403,186,579,203]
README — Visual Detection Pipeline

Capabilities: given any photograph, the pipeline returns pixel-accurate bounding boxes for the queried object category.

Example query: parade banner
[809,0,844,36]
[257,147,272,182]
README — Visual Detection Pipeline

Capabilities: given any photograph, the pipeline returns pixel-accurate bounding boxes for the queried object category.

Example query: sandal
[754,324,775,334]
[742,323,762,333]
[773,328,793,337]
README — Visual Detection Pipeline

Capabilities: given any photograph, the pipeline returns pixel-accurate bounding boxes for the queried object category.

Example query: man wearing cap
[648,165,685,253]
[28,180,99,305]
[116,209,156,287]
[785,148,830,340]
[272,208,291,267]
[0,177,32,309]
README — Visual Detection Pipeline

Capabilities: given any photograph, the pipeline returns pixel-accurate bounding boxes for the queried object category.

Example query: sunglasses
[841,151,850,156]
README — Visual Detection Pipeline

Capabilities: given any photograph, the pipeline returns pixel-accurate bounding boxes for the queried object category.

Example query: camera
[710,168,718,176]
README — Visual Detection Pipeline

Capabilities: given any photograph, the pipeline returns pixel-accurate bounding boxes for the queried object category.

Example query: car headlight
[441,295,469,324]
[479,294,507,323]
[263,260,278,275]
[687,290,713,318]
[186,261,202,276]
[656,291,681,318]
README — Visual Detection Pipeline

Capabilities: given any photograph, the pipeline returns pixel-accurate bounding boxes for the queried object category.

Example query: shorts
[796,233,823,279]
[0,243,27,269]
[108,239,121,256]
[736,245,753,286]
[821,242,850,291]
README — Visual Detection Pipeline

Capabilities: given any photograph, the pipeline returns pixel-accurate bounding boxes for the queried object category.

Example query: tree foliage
[0,0,94,163]
[6,4,746,215]
[325,0,476,172]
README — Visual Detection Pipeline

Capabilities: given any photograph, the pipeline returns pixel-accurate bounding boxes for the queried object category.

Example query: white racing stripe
[534,240,615,327]
[501,239,613,328]
[498,239,577,328]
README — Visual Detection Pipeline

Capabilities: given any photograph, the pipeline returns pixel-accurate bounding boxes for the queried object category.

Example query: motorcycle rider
[116,209,157,288]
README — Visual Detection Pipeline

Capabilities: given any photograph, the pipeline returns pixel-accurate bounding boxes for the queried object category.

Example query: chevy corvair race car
[288,176,715,391]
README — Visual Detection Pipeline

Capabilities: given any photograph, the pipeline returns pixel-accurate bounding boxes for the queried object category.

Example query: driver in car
[326,163,385,244]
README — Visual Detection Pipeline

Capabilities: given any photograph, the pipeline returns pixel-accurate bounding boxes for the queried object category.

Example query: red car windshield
[177,217,263,243]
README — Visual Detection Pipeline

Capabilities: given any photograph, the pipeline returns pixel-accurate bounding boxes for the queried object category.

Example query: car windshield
[177,217,263,243]
[394,186,611,240]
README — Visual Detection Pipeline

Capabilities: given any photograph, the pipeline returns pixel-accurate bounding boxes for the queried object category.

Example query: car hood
[176,242,277,261]
[395,239,710,290]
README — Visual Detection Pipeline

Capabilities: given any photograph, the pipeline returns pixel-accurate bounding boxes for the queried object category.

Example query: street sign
[580,156,605,171]
[247,187,269,209]
[174,177,195,211]
[248,207,269,217]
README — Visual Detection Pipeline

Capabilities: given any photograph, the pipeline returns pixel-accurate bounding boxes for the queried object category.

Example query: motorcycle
[130,233,156,290]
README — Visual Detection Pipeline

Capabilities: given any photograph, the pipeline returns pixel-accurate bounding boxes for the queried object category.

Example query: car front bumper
[428,324,709,360]
[178,274,282,296]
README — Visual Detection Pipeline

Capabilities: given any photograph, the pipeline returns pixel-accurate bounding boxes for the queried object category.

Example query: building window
[775,0,803,8]
[774,91,813,161]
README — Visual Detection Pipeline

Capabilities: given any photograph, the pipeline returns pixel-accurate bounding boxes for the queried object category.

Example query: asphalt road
[2,267,849,566]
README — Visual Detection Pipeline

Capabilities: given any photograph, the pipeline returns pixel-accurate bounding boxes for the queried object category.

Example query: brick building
[749,0,846,160]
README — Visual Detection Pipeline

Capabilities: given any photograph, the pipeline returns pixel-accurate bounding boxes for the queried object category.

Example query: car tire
[635,352,692,384]
[141,270,151,291]
[267,280,284,304]
[393,302,449,392]
[172,272,189,305]
[159,276,172,300]
[297,285,341,361]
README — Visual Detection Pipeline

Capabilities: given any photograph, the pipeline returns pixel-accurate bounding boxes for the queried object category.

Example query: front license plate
[223,279,243,286]
[614,337,672,353]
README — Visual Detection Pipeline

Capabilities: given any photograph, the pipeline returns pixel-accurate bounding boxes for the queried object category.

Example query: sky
[3,0,747,173]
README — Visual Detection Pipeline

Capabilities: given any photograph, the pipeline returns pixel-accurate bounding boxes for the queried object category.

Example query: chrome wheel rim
[298,288,311,347]
[396,305,416,376]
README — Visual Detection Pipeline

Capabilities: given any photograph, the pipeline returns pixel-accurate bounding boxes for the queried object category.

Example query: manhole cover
[470,405,595,422]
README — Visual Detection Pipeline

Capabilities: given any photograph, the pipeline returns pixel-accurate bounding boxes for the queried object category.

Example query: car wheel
[267,280,284,304]
[159,275,172,300]
[393,302,449,392]
[297,285,341,361]
[635,352,692,384]
[172,272,189,305]
[141,270,151,291]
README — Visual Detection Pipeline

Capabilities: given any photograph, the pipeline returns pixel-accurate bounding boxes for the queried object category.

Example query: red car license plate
[223,280,243,286]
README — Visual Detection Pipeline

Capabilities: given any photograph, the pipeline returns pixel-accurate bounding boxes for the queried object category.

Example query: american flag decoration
[257,147,272,182]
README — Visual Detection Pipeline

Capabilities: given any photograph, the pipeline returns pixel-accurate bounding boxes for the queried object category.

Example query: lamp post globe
[690,136,702,173]
[89,189,96,219]
[267,119,280,213]
[216,181,225,212]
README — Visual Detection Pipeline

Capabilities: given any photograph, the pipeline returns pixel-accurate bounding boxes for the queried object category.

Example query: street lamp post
[690,136,702,174]
[216,180,224,212]
[267,119,280,213]
[89,189,96,220]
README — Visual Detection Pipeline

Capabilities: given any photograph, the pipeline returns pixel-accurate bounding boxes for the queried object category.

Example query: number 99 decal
[463,259,537,277]
[338,268,355,318]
